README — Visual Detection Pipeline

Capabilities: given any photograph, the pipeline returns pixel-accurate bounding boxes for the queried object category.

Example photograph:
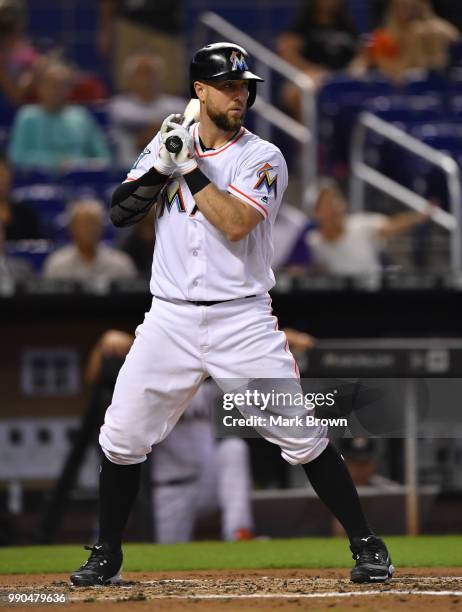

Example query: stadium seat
[60,167,114,200]
[5,240,54,273]
[450,40,462,68]
[317,82,446,174]
[410,123,462,157]
[319,74,395,105]
[402,72,450,96]
[364,95,445,125]
[12,184,67,239]
[12,168,57,189]
[0,97,16,129]
[87,101,110,129]
[449,94,462,118]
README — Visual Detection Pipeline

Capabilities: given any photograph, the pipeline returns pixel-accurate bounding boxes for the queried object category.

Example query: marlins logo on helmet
[230,50,249,72]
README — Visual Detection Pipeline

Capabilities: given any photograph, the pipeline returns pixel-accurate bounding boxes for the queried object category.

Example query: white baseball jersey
[126,123,288,301]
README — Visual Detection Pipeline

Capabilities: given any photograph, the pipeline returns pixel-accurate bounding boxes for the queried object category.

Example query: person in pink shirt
[0,0,40,105]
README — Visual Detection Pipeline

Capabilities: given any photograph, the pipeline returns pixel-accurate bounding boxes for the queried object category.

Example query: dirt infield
[1,568,462,611]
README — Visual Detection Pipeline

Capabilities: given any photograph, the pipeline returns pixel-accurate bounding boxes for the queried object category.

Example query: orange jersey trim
[228,184,269,218]
[194,125,246,158]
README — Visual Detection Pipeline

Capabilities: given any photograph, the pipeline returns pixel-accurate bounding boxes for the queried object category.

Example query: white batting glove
[152,114,182,175]
[153,143,175,175]
[162,124,198,175]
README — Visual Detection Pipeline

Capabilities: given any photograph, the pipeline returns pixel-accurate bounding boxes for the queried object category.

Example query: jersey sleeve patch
[254,162,278,197]
[229,147,287,220]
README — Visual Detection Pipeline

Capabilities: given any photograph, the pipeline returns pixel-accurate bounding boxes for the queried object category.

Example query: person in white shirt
[109,54,186,169]
[307,180,430,276]
[43,199,137,281]
[71,42,393,588]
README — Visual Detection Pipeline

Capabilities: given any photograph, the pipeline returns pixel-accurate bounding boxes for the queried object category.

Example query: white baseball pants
[99,294,328,466]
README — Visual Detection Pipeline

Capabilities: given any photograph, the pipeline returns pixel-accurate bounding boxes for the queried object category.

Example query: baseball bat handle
[165,134,183,154]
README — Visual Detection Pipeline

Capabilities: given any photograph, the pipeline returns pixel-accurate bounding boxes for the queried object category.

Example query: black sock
[97,456,142,551]
[302,442,373,543]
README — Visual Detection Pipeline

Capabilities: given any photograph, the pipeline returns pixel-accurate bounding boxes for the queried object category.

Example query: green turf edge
[0,536,461,575]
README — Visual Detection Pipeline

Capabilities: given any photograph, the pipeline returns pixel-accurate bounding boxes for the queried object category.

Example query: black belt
[154,294,256,307]
[188,295,256,306]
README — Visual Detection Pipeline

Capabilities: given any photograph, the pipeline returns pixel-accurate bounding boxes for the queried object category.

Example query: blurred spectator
[8,61,111,172]
[331,438,400,536]
[340,438,400,489]
[412,0,460,70]
[366,0,459,82]
[110,53,185,169]
[283,328,316,353]
[43,199,136,281]
[0,221,33,279]
[0,155,43,239]
[277,0,360,115]
[119,207,155,280]
[272,202,314,271]
[371,0,462,33]
[306,180,432,276]
[98,0,186,96]
[0,0,40,106]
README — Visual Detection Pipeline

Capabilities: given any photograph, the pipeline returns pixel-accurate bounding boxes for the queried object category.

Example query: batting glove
[152,114,182,175]
[162,123,198,175]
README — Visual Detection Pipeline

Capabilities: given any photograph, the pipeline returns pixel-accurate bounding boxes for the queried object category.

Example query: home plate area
[2,570,462,611]
[64,570,462,611]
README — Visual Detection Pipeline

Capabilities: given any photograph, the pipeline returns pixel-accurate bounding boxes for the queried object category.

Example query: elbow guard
[110,168,168,227]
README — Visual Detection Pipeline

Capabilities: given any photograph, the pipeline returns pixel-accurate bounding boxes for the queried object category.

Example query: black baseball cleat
[350,536,394,583]
[70,544,123,586]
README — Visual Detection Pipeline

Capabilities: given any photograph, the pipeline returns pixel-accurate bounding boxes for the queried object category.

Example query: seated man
[109,53,186,169]
[43,199,136,281]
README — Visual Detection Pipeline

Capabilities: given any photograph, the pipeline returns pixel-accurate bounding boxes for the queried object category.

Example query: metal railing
[196,11,317,208]
[350,111,462,271]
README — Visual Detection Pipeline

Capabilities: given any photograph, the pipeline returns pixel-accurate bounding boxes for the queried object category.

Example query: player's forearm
[191,182,259,241]
[111,168,167,227]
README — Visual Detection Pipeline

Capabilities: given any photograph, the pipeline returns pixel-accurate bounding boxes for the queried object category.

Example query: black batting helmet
[190,42,263,109]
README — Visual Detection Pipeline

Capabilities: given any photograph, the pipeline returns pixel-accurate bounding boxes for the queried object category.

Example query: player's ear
[194,81,206,103]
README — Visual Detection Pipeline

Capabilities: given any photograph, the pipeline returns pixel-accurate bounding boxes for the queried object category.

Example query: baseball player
[70,42,393,586]
[152,379,254,544]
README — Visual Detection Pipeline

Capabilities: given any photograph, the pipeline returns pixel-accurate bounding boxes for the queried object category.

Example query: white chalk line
[69,590,462,601]
[140,576,462,585]
[68,577,462,602]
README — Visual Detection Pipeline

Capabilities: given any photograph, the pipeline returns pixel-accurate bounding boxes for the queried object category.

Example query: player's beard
[207,106,246,132]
